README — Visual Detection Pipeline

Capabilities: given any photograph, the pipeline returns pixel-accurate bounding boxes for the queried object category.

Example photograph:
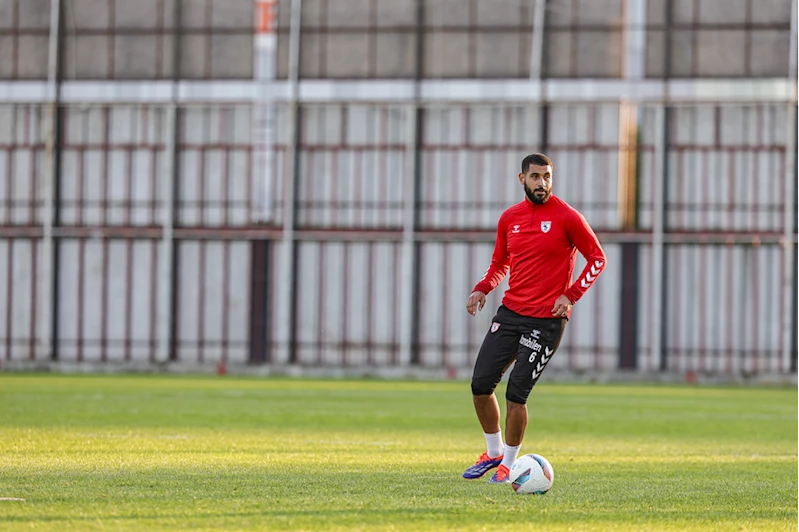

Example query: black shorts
[471,305,566,404]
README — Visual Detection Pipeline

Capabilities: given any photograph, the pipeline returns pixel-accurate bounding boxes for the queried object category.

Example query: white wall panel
[661,244,785,373]
[666,105,788,232]
[175,240,251,364]
[55,239,159,362]
[296,105,409,229]
[0,239,39,360]
[293,240,405,366]
[417,241,509,368]
[0,105,46,226]
[420,106,541,230]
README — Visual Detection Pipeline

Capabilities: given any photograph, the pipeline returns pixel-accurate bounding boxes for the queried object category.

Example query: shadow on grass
[2,505,795,526]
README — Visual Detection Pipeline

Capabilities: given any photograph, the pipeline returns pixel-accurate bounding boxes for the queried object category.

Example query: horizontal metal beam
[0,224,793,245]
[0,79,795,104]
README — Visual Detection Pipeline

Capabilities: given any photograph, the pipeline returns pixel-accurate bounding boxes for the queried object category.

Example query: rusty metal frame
[1,0,796,375]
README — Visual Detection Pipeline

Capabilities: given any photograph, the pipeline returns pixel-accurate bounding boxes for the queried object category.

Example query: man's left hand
[551,295,572,317]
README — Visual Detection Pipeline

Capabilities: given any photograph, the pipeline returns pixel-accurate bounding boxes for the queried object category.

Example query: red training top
[473,195,607,319]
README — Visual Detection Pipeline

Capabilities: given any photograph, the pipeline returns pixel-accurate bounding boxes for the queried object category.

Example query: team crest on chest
[541,221,552,233]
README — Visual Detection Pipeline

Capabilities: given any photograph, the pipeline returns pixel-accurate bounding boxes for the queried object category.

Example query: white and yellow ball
[509,454,554,494]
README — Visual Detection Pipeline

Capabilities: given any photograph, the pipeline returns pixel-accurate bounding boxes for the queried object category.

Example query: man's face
[519,164,552,204]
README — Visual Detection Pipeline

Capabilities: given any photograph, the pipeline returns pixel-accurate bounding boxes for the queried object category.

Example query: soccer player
[462,153,607,484]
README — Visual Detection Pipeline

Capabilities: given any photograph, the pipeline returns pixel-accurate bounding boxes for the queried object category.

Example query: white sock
[484,431,504,458]
[500,444,520,469]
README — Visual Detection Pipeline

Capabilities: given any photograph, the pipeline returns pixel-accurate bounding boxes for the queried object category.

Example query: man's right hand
[466,291,486,316]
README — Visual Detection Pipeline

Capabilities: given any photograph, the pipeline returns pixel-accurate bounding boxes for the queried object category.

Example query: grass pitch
[0,374,795,531]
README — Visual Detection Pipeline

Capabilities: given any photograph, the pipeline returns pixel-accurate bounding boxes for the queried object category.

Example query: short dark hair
[521,153,553,174]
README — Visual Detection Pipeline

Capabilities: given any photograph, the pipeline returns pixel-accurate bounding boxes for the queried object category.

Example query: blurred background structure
[0,0,796,380]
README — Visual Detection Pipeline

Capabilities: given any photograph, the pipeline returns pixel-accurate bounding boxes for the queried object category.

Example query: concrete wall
[0,0,793,80]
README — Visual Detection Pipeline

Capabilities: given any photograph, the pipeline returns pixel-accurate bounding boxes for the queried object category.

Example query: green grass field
[0,374,795,531]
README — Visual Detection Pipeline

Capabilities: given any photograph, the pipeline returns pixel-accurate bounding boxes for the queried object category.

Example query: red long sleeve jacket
[473,195,606,319]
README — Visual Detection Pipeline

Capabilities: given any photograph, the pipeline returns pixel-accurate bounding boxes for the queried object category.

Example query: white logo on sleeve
[512,225,521,233]
[580,260,605,288]
[540,221,551,233]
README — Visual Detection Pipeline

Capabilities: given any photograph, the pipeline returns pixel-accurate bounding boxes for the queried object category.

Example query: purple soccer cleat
[462,452,503,480]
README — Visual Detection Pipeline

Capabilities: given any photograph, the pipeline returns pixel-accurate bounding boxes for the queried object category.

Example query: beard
[524,182,551,204]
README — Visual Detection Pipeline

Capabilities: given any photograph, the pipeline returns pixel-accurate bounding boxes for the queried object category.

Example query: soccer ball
[509,454,554,494]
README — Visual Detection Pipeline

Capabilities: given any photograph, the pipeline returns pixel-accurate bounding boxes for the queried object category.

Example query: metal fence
[0,0,796,379]
[0,100,796,377]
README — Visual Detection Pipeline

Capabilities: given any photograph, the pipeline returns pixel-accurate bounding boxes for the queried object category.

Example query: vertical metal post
[399,105,419,366]
[781,0,797,373]
[249,0,279,362]
[531,0,547,169]
[158,0,181,363]
[401,0,425,366]
[617,102,638,229]
[617,101,639,369]
[248,240,270,363]
[280,0,302,363]
[40,0,61,360]
[253,0,278,222]
[158,105,177,363]
[617,0,647,369]
[651,105,666,372]
[656,0,673,372]
[529,0,546,80]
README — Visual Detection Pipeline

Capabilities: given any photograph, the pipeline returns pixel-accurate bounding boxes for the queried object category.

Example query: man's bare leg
[472,393,501,433]
[504,400,527,446]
